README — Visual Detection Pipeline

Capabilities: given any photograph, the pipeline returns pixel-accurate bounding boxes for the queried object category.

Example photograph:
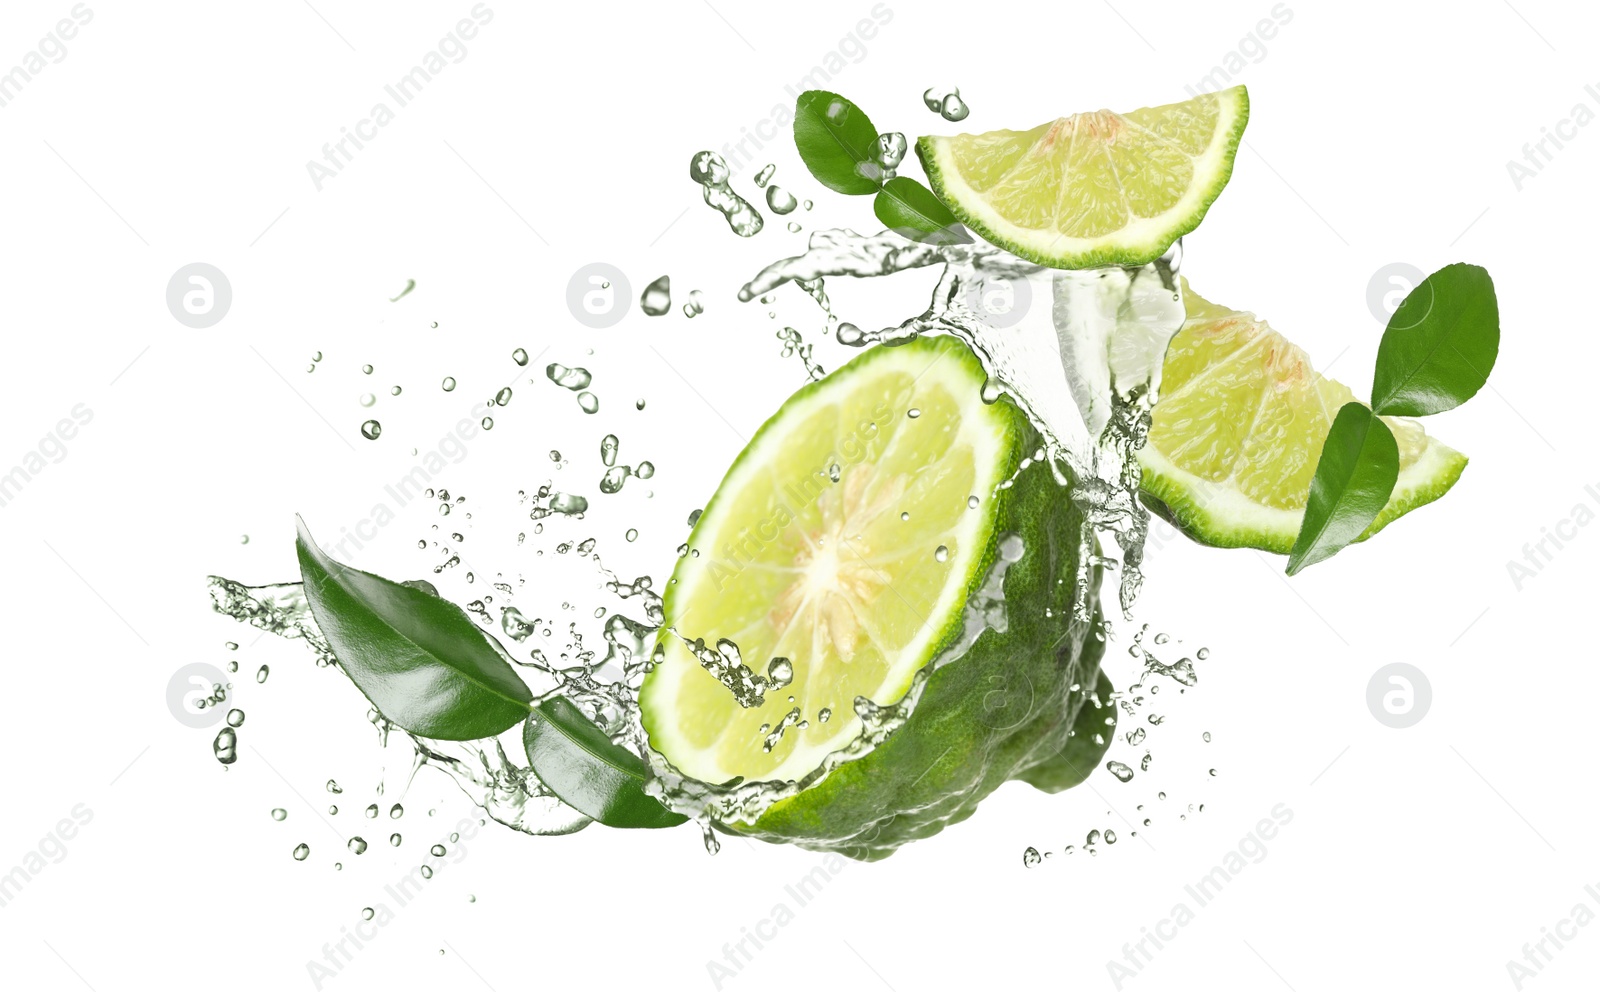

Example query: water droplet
[481,416,493,430]
[389,804,403,819]
[348,837,368,854]
[361,907,375,921]
[256,665,269,683]
[441,376,457,392]
[360,420,381,440]
[390,833,402,846]
[640,275,671,316]
[271,808,287,821]
[361,364,374,375]
[786,221,801,233]
[934,545,949,562]
[635,398,647,410]
[635,461,654,479]
[907,408,921,419]
[213,727,237,765]
[1106,760,1135,783]
[941,90,969,122]
[921,87,944,111]
[365,804,379,819]
[1196,647,1210,660]
[226,708,245,728]
[1023,846,1042,867]
[968,495,981,509]
[689,151,764,236]
[766,657,794,689]
[625,528,638,542]
[420,865,434,879]
[512,347,529,366]
[326,780,342,794]
[600,434,619,467]
[391,385,402,395]
[687,508,703,527]
[599,465,631,494]
[753,163,776,187]
[1203,732,1212,743]
[329,805,339,815]
[766,185,798,214]
[875,132,907,178]
[430,844,447,857]
[577,392,599,414]
[682,290,705,318]
[900,511,910,521]
[1104,829,1118,845]
[292,844,309,861]
[495,386,513,406]
[836,322,864,346]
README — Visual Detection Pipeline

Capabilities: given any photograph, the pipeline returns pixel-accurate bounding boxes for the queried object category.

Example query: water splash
[738,228,1185,618]
[689,151,763,237]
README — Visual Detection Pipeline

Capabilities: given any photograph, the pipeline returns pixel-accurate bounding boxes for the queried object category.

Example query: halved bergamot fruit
[916,85,1248,268]
[1139,280,1468,552]
[640,335,1111,860]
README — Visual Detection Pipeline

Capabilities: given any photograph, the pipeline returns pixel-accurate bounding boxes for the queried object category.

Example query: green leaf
[522,697,688,829]
[793,90,883,195]
[1370,263,1500,416]
[295,516,533,740]
[1286,404,1400,575]
[873,177,973,245]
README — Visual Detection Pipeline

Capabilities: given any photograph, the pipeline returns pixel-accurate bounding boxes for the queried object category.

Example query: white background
[0,1,1595,989]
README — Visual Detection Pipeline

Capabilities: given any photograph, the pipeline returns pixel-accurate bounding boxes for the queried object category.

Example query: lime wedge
[916,86,1248,268]
[641,337,1022,785]
[1139,280,1468,552]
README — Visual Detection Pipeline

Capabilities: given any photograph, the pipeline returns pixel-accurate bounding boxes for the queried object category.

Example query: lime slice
[1138,280,1468,552]
[916,86,1248,268]
[641,336,1021,785]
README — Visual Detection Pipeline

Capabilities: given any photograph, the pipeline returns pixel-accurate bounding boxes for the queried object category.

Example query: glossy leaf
[523,696,688,829]
[1371,263,1499,416]
[874,177,973,245]
[1286,404,1400,575]
[295,517,533,740]
[793,90,883,195]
